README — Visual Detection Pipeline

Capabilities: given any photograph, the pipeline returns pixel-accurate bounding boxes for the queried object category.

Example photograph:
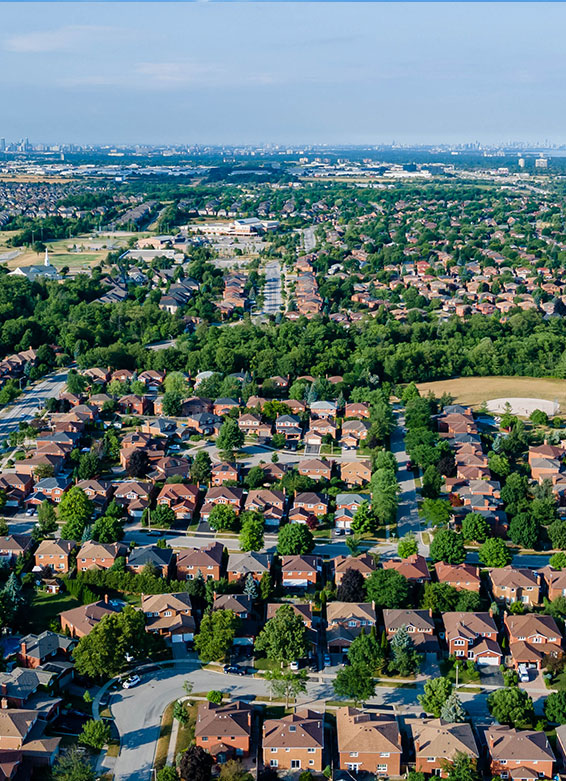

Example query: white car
[289,661,299,671]
[518,665,530,683]
[122,675,141,689]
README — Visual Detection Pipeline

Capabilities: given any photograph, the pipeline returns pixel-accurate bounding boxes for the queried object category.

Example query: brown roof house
[383,609,439,655]
[442,612,502,666]
[263,710,324,773]
[176,541,224,581]
[383,554,430,584]
[0,709,60,768]
[334,554,376,586]
[411,719,479,778]
[505,613,562,670]
[327,602,377,653]
[60,598,121,638]
[435,562,481,592]
[336,707,402,776]
[195,701,252,762]
[489,567,542,607]
[281,555,321,589]
[542,567,566,602]
[141,592,195,643]
[340,460,373,486]
[76,541,126,572]
[227,552,271,584]
[34,539,77,575]
[486,725,555,781]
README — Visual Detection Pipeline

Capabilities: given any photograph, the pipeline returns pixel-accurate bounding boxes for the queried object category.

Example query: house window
[309,760,314,766]
[380,753,390,758]
[454,639,465,646]
[270,760,278,768]
[202,737,208,742]
[291,760,301,769]
[350,752,359,758]
[378,765,388,772]
[427,758,436,762]
[270,749,277,753]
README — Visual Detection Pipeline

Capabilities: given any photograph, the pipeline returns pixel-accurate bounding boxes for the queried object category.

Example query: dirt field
[416,376,566,411]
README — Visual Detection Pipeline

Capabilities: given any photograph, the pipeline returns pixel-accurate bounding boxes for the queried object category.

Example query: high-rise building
[535,157,548,169]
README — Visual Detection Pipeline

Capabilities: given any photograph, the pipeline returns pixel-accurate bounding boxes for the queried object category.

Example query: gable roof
[412,719,479,759]
[336,707,401,755]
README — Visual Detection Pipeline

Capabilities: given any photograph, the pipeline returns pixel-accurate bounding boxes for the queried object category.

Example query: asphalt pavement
[0,368,68,442]
[262,260,282,314]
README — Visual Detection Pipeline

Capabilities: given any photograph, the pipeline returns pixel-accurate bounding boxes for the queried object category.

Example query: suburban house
[344,402,370,419]
[298,459,332,481]
[505,613,563,670]
[26,477,71,507]
[60,598,121,638]
[210,462,239,486]
[292,492,328,517]
[201,486,243,520]
[76,541,127,571]
[17,632,74,670]
[442,612,502,665]
[0,535,33,564]
[141,593,195,643]
[263,710,324,773]
[340,460,373,486]
[74,479,111,516]
[245,489,285,528]
[383,554,430,583]
[227,552,271,584]
[411,719,479,778]
[112,481,153,519]
[281,555,321,588]
[327,602,377,653]
[336,707,402,776]
[0,473,33,506]
[489,567,542,607]
[382,609,439,655]
[34,539,76,574]
[156,483,199,520]
[176,542,224,581]
[435,562,481,592]
[195,701,253,762]
[334,554,376,585]
[0,709,61,768]
[486,726,555,780]
[127,545,174,577]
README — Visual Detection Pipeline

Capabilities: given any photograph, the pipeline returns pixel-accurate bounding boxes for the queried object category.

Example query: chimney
[0,698,8,710]
[429,608,433,618]
[20,642,27,656]
[489,608,493,618]
[104,593,109,604]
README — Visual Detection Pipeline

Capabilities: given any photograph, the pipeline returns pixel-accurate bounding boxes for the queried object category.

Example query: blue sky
[1,2,565,146]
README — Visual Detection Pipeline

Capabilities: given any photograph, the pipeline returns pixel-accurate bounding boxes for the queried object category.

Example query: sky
[1,2,566,147]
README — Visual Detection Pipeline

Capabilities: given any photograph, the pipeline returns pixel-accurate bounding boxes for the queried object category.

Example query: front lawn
[440,659,480,685]
[27,591,81,632]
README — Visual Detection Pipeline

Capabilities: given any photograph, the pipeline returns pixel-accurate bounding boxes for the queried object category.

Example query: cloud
[4,25,121,54]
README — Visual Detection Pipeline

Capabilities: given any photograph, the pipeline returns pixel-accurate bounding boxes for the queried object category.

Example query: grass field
[416,376,566,410]
[0,231,137,271]
[27,591,81,632]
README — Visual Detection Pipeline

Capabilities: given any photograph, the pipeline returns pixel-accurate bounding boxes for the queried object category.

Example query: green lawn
[440,659,480,685]
[27,591,81,632]
[546,670,566,691]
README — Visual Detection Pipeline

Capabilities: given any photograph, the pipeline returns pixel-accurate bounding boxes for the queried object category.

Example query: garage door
[476,656,500,666]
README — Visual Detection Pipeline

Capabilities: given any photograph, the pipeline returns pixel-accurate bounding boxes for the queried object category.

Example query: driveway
[390,409,426,553]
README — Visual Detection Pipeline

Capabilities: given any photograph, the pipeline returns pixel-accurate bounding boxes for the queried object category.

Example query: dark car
[223,665,246,676]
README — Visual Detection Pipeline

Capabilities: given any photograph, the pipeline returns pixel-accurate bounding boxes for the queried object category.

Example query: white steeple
[44,247,50,267]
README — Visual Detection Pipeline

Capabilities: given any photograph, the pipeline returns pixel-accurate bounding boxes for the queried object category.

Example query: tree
[530,409,549,427]
[336,569,366,602]
[421,498,452,526]
[162,392,182,417]
[173,699,189,724]
[125,449,148,479]
[53,747,96,781]
[442,753,481,781]
[239,515,264,552]
[178,745,213,781]
[277,523,314,555]
[59,487,93,540]
[418,677,453,717]
[34,464,55,480]
[430,529,465,564]
[544,690,566,723]
[440,691,467,723]
[218,759,254,781]
[37,500,58,535]
[255,604,308,667]
[461,513,489,543]
[487,686,535,727]
[549,519,566,550]
[206,690,223,705]
[351,501,377,534]
[209,504,239,532]
[73,606,153,678]
[245,466,266,489]
[333,663,376,705]
[194,610,240,663]
[91,514,124,543]
[390,625,420,676]
[422,465,443,499]
[77,452,102,481]
[479,538,512,568]
[508,512,540,549]
[550,552,566,570]
[151,504,176,529]
[348,630,384,673]
[79,719,111,749]
[156,769,179,781]
[398,534,418,559]
[217,418,244,459]
[365,569,409,609]
[164,371,188,396]
[265,669,307,707]
[244,573,259,599]
[421,582,459,614]
[191,450,212,484]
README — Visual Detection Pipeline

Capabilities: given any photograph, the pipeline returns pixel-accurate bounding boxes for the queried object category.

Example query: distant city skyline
[1,3,566,146]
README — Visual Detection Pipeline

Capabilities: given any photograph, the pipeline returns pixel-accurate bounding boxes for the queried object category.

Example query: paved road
[303,227,316,252]
[0,369,68,442]
[262,260,282,314]
[390,410,427,553]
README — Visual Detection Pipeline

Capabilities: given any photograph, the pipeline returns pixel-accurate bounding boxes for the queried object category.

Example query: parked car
[289,660,300,671]
[122,675,141,689]
[518,665,530,683]
[223,665,245,676]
